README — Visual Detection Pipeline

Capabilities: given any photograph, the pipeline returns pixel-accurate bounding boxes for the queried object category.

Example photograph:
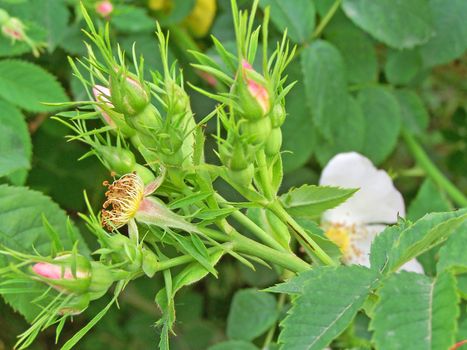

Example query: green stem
[312,0,342,38]
[401,129,467,207]
[262,293,286,349]
[256,149,274,201]
[201,228,311,273]
[214,193,287,252]
[269,201,336,266]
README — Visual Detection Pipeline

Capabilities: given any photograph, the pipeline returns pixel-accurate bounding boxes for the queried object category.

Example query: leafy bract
[342,0,433,49]
[0,60,68,112]
[279,266,378,350]
[280,185,357,219]
[371,271,459,350]
[437,221,467,274]
[227,289,279,341]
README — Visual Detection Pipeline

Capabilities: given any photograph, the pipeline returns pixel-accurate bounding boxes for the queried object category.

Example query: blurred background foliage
[0,0,466,348]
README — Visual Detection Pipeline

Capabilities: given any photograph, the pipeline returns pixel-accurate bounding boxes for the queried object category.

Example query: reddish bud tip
[95,1,114,17]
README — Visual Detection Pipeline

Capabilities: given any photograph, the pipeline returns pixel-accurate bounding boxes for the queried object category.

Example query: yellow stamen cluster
[101,173,145,231]
[325,224,351,254]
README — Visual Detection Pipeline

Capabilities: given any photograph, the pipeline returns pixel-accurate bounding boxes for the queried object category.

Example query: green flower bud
[219,141,250,171]
[97,145,136,175]
[227,164,254,188]
[235,60,271,120]
[32,254,92,294]
[240,117,272,145]
[110,72,150,116]
[165,79,190,116]
[264,127,282,157]
[270,103,286,128]
[134,164,156,184]
[88,262,115,300]
[105,234,143,272]
[126,104,162,135]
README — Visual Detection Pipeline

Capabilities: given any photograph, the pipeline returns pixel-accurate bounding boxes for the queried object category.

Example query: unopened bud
[88,262,115,300]
[95,0,114,17]
[270,103,286,128]
[127,104,163,135]
[32,254,91,294]
[240,117,272,145]
[110,72,150,116]
[93,85,115,127]
[0,13,45,57]
[219,141,250,171]
[58,294,90,316]
[264,127,282,157]
[97,145,136,175]
[227,164,254,188]
[235,60,270,120]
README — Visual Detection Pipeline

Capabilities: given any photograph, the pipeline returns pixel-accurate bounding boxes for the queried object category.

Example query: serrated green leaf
[371,271,459,350]
[342,0,434,49]
[265,268,324,294]
[259,0,315,44]
[384,49,422,85]
[370,210,467,273]
[301,40,348,141]
[0,185,88,321]
[394,90,430,137]
[324,11,377,84]
[0,60,68,112]
[0,100,31,182]
[32,0,70,51]
[279,266,378,350]
[280,185,357,219]
[437,221,467,274]
[227,289,279,341]
[358,87,401,164]
[419,0,467,67]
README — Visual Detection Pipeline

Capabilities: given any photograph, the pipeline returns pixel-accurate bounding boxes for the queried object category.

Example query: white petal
[400,259,424,274]
[320,152,405,225]
[345,224,385,267]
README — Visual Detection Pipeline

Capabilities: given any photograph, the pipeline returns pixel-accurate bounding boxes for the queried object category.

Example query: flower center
[101,173,145,230]
[324,224,351,254]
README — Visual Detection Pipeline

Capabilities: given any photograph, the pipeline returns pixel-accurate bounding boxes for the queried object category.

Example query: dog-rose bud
[110,72,150,116]
[92,85,115,127]
[95,0,114,17]
[32,254,91,294]
[235,60,270,120]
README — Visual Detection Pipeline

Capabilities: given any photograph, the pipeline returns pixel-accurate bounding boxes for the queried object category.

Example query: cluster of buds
[0,9,46,57]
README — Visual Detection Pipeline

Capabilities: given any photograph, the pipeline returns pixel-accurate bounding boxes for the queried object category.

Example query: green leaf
[313,95,366,166]
[394,90,430,137]
[437,221,467,274]
[384,50,422,85]
[371,271,459,350]
[279,266,378,350]
[419,0,467,67]
[408,179,451,221]
[266,268,324,295]
[342,0,434,49]
[208,340,259,350]
[259,0,315,44]
[0,185,88,321]
[280,185,357,219]
[282,61,315,173]
[0,60,68,112]
[324,11,377,84]
[301,40,348,141]
[0,100,31,182]
[112,5,155,33]
[357,87,401,164]
[227,289,279,341]
[32,0,70,51]
[370,210,467,273]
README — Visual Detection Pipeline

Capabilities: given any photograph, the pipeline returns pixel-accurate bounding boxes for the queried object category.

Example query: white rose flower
[319,152,423,273]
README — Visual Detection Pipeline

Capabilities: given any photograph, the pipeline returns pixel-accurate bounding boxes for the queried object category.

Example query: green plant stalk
[401,129,467,207]
[312,0,342,38]
[214,193,287,252]
[200,227,311,273]
[269,200,337,266]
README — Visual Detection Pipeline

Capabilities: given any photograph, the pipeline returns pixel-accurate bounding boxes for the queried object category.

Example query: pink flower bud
[93,85,116,127]
[236,59,270,120]
[32,254,91,294]
[2,17,25,41]
[95,0,114,17]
